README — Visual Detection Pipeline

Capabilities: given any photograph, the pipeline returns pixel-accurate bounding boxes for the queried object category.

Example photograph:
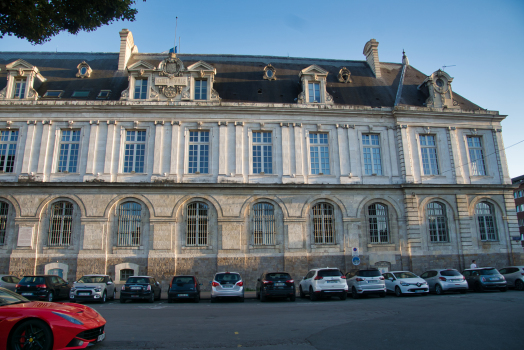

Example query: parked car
[498,266,524,290]
[383,271,429,296]
[345,268,385,299]
[0,274,21,291]
[0,287,106,349]
[120,276,162,303]
[299,268,347,301]
[462,267,507,292]
[168,275,201,303]
[70,274,117,303]
[256,272,296,302]
[420,269,467,295]
[15,275,71,301]
[211,272,244,302]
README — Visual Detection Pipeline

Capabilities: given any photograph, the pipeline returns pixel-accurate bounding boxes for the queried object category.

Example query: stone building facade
[0,30,521,290]
[512,175,524,239]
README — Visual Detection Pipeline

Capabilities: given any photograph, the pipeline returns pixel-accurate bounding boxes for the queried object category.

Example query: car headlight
[52,312,84,325]
[400,281,410,286]
[94,288,102,293]
[70,287,76,292]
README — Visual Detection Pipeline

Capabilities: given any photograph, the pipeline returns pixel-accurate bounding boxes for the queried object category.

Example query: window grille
[308,82,320,102]
[48,201,73,246]
[253,203,275,245]
[312,203,335,244]
[195,80,208,100]
[124,130,146,173]
[427,202,449,242]
[134,79,148,99]
[467,136,486,176]
[117,202,141,246]
[0,202,8,245]
[309,133,330,175]
[476,202,498,241]
[187,202,208,246]
[120,269,134,281]
[14,79,26,98]
[58,129,81,173]
[363,134,382,175]
[0,130,18,173]
[252,132,273,174]
[369,203,389,243]
[188,131,209,174]
[420,135,439,175]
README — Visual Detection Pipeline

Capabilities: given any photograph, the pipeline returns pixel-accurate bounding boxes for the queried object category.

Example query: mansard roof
[0,51,480,110]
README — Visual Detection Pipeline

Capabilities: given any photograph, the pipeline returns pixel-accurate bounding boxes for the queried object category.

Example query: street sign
[352,256,361,266]
[352,247,359,257]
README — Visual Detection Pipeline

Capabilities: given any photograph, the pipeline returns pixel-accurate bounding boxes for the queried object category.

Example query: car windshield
[0,288,29,306]
[173,277,194,284]
[127,277,149,284]
[480,269,500,276]
[358,270,382,277]
[440,270,461,277]
[77,276,105,283]
[265,273,291,281]
[318,270,343,277]
[19,277,44,284]
[393,272,417,279]
[215,273,240,283]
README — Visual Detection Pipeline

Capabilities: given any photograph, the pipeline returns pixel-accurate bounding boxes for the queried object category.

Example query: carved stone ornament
[210,88,220,101]
[263,64,277,80]
[121,88,129,99]
[337,67,352,83]
[76,61,92,78]
[160,86,182,99]
[17,68,24,77]
[159,53,185,78]
[0,86,7,99]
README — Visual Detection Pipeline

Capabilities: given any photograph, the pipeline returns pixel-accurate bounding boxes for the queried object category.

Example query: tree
[0,0,145,45]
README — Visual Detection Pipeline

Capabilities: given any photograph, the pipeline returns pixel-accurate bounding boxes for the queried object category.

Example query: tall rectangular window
[309,133,329,175]
[467,136,486,176]
[308,82,320,102]
[188,131,209,174]
[362,134,382,175]
[124,130,146,173]
[420,135,439,175]
[252,131,272,174]
[195,80,208,100]
[14,79,26,99]
[187,202,208,246]
[0,202,8,245]
[0,130,18,173]
[58,130,81,173]
[48,202,73,246]
[134,79,148,99]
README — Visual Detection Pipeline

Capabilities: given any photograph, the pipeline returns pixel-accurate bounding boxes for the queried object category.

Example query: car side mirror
[257,278,260,282]
[303,276,306,280]
[155,282,160,286]
[389,278,394,281]
[107,281,113,285]
[73,281,77,284]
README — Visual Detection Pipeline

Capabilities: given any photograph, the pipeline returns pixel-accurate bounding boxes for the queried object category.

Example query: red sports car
[0,287,106,350]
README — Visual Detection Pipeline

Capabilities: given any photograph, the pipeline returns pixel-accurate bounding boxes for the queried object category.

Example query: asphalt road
[87,290,524,350]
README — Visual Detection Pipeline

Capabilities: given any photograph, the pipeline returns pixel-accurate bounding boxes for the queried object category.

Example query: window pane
[312,203,335,244]
[48,202,73,246]
[427,202,448,242]
[117,202,141,246]
[0,202,8,245]
[253,203,275,245]
[187,202,208,246]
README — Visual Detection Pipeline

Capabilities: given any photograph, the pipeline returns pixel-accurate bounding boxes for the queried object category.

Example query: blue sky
[2,0,523,177]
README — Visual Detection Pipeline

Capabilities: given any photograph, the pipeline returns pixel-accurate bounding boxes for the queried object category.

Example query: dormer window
[134,79,148,99]
[76,61,92,78]
[13,79,26,99]
[97,90,111,99]
[194,79,207,100]
[71,90,89,98]
[297,65,333,105]
[43,90,64,98]
[80,67,87,75]
[309,82,320,103]
[0,59,46,100]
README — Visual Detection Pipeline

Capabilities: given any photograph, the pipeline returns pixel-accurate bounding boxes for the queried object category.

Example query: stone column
[235,122,243,179]
[397,125,414,183]
[281,124,291,176]
[153,122,164,175]
[85,121,99,175]
[21,121,36,174]
[218,122,228,176]
[36,121,52,181]
[294,124,304,180]
[169,122,180,178]
[103,122,117,180]
[447,127,464,184]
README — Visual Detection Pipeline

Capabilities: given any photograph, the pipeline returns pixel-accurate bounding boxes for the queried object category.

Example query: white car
[383,271,429,296]
[211,272,244,302]
[498,266,524,290]
[299,268,347,301]
[69,274,116,303]
[345,269,386,298]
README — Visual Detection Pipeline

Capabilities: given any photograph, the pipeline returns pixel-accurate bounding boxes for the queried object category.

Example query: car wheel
[112,290,116,300]
[211,296,217,303]
[101,291,107,303]
[299,286,306,299]
[500,287,508,292]
[148,293,155,303]
[47,291,54,302]
[256,291,260,299]
[515,280,524,291]
[194,293,200,303]
[260,291,267,302]
[475,282,484,293]
[290,294,296,302]
[395,286,403,297]
[167,298,172,303]
[309,287,317,301]
[10,319,53,350]
[379,292,386,298]
[460,290,467,294]
[239,296,245,302]
[352,287,359,299]
[120,297,126,303]
[340,292,347,300]
[435,284,444,295]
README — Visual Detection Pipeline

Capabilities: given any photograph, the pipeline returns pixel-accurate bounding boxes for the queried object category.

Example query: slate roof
[0,51,481,110]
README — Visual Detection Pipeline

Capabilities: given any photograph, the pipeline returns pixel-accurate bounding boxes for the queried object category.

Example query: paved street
[87,290,524,350]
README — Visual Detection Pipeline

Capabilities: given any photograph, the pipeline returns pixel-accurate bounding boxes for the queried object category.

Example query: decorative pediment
[127,60,156,71]
[6,59,35,70]
[299,64,329,78]
[418,69,457,109]
[187,60,216,73]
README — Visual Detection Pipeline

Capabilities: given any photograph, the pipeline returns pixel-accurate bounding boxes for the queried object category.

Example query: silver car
[420,269,467,295]
[70,274,116,303]
[0,275,21,292]
[211,272,244,302]
[499,266,524,290]
[345,268,386,298]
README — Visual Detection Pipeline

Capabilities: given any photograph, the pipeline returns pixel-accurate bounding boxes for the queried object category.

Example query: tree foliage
[0,0,145,45]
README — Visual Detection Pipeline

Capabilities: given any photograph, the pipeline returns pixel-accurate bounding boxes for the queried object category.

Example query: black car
[462,268,508,292]
[120,276,162,303]
[256,272,296,302]
[15,275,71,301]
[168,275,201,303]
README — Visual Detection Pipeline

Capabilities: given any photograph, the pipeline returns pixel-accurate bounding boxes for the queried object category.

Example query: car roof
[463,267,495,270]
[82,274,108,277]
[130,275,152,278]
[389,271,416,274]
[264,272,291,274]
[171,275,196,278]
[215,272,241,274]
[501,266,524,268]
[22,275,57,277]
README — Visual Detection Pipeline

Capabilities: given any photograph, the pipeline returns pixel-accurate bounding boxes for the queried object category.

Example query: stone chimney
[363,39,381,78]
[118,29,138,71]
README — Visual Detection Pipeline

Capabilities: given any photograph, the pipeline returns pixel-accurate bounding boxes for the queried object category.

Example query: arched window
[187,202,208,246]
[117,202,141,246]
[476,202,498,241]
[253,203,275,245]
[48,268,64,279]
[369,203,389,243]
[427,202,449,242]
[120,268,134,282]
[0,201,8,245]
[48,201,73,246]
[312,203,335,244]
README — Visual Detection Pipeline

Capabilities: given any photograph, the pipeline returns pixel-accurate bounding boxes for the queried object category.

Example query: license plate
[452,279,462,282]
[222,285,233,288]
[131,287,141,290]
[368,280,378,283]
[131,295,139,298]
[97,334,105,342]
[22,293,33,296]
[490,278,499,281]
[79,292,90,296]
[178,294,188,297]
[415,290,424,293]
[275,283,285,286]
[327,280,337,283]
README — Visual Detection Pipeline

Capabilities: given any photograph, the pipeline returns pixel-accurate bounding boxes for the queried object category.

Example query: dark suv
[168,275,201,303]
[15,275,71,301]
[462,268,507,292]
[120,276,162,303]
[256,272,296,302]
